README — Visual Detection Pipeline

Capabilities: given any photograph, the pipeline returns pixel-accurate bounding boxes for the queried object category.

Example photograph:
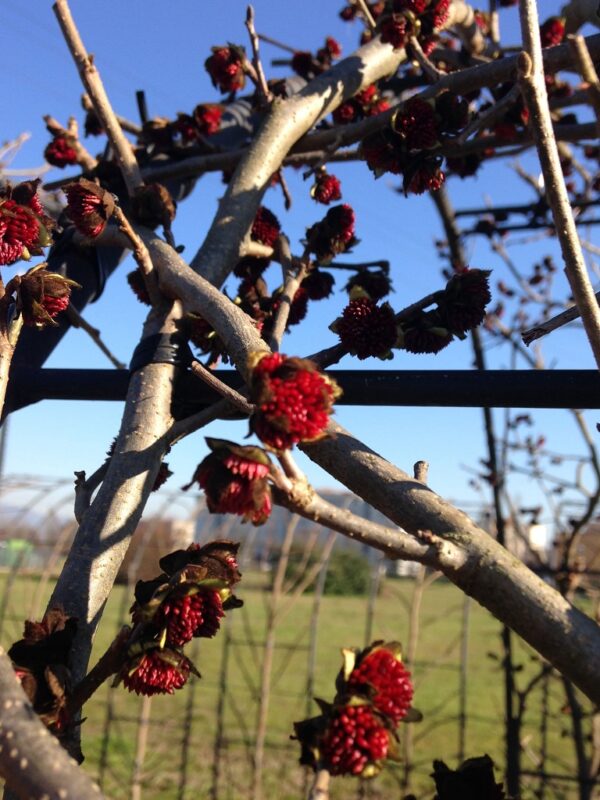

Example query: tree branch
[518,2,600,368]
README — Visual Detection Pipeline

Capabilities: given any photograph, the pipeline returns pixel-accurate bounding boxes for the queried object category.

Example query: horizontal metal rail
[5,368,600,412]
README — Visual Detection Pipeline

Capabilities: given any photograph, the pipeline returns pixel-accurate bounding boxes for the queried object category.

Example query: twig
[53,0,143,196]
[189,360,254,416]
[456,84,520,144]
[275,168,292,210]
[0,306,23,421]
[112,205,162,305]
[73,461,109,524]
[414,460,429,483]
[81,93,141,137]
[267,237,307,351]
[355,0,377,31]
[408,36,446,82]
[67,627,130,715]
[256,32,296,54]
[568,34,600,139]
[245,6,273,106]
[308,768,331,800]
[518,2,600,369]
[66,305,126,369]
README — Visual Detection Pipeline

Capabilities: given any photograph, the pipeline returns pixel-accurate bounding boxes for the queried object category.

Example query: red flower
[291,51,321,80]
[394,97,438,150]
[17,266,79,328]
[317,37,342,64]
[121,649,191,696]
[302,269,335,300]
[431,0,450,28]
[404,159,445,195]
[153,461,172,491]
[173,113,198,143]
[441,268,492,334]
[205,46,246,93]
[155,588,225,646]
[401,312,452,353]
[332,297,398,360]
[394,0,428,12]
[540,16,565,48]
[193,103,223,136]
[435,92,469,135]
[311,172,342,205]
[44,135,78,168]
[380,14,411,50]
[347,646,413,725]
[332,100,360,125]
[251,206,281,247]
[361,129,407,176]
[64,179,115,238]
[345,269,392,302]
[320,705,390,776]
[249,353,341,451]
[188,438,273,525]
[305,204,356,264]
[0,199,41,265]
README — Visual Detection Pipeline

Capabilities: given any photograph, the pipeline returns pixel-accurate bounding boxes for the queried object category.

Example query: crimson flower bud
[44,135,78,168]
[205,46,246,93]
[64,179,115,238]
[185,438,273,525]
[249,353,341,452]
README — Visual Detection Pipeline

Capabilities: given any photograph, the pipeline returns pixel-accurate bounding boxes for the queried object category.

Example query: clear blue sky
[0,2,597,524]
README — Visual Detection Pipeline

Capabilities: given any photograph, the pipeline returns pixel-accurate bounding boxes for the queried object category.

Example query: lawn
[0,570,591,799]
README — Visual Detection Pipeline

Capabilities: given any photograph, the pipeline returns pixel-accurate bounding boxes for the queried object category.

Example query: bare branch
[518,2,600,368]
[53,0,143,195]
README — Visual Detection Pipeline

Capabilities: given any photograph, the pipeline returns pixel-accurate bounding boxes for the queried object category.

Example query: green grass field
[0,570,593,799]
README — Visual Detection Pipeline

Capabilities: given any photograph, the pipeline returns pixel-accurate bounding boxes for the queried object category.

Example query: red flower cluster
[361,91,468,194]
[305,203,356,264]
[193,103,223,135]
[64,178,115,238]
[119,541,242,696]
[44,135,78,168]
[540,16,565,48]
[251,206,281,248]
[393,97,439,150]
[205,45,246,93]
[249,353,341,452]
[377,0,450,51]
[345,268,392,302]
[401,311,452,354]
[332,296,398,360]
[154,589,224,646]
[294,641,416,779]
[122,650,191,696]
[347,646,414,724]
[0,181,53,266]
[16,265,79,328]
[332,84,389,125]
[321,705,390,776]
[291,36,342,80]
[440,268,492,334]
[186,438,273,525]
[302,269,335,300]
[311,172,342,205]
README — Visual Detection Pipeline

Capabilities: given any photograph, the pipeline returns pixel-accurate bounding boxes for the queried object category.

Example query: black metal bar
[5,368,600,413]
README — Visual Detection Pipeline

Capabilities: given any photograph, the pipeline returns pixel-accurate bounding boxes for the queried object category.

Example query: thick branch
[0,647,105,799]
[48,302,181,683]
[301,423,600,705]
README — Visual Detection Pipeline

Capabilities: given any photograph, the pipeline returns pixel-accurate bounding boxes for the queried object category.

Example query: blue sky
[0,1,597,526]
